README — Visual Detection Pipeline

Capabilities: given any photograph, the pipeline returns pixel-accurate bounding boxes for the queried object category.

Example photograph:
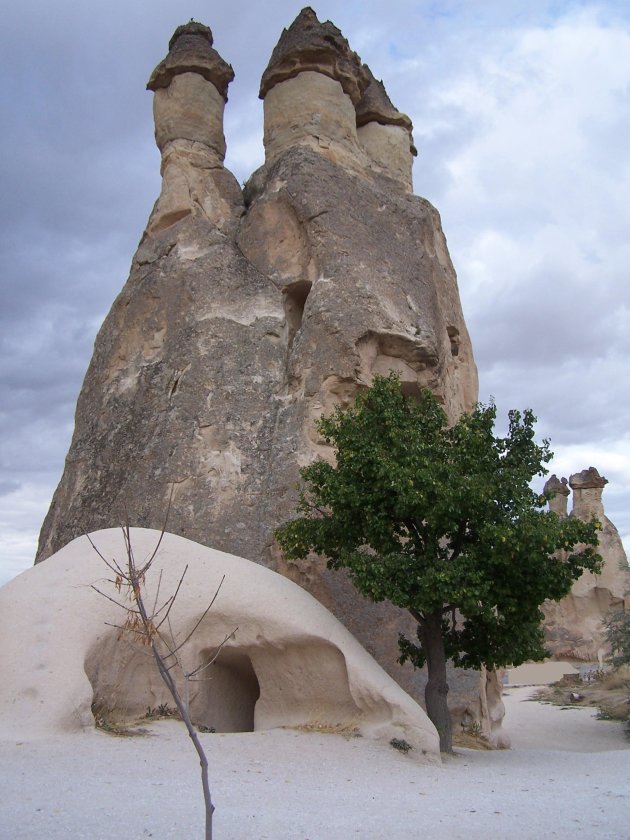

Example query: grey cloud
[0,481,21,497]
[2,1,629,583]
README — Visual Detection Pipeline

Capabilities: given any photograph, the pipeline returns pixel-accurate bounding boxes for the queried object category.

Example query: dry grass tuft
[600,666,630,692]
[288,719,363,737]
[452,729,493,750]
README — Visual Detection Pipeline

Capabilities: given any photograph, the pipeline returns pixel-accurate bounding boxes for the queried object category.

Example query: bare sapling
[89,522,236,840]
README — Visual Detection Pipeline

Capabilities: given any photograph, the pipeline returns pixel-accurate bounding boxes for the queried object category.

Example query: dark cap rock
[543,474,570,496]
[356,67,411,129]
[147,21,235,101]
[356,65,417,156]
[569,467,608,490]
[259,7,370,104]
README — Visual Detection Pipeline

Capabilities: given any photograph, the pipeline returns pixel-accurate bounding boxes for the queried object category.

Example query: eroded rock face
[543,468,630,662]
[2,529,440,758]
[36,11,494,735]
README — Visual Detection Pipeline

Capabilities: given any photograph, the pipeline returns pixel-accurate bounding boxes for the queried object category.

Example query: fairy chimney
[259,7,371,173]
[569,466,608,520]
[146,22,238,235]
[543,467,630,662]
[356,66,417,192]
[543,474,570,517]
[36,10,495,740]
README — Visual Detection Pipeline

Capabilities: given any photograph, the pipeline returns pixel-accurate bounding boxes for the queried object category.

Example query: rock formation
[35,11,495,736]
[543,467,630,663]
[1,528,440,758]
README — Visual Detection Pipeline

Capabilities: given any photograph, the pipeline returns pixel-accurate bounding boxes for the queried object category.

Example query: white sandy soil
[1,686,628,840]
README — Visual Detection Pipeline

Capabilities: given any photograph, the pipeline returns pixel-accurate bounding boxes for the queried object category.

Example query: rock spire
[543,467,630,663]
[37,13,491,738]
[144,20,239,236]
[356,66,417,191]
[543,473,570,516]
[259,8,416,190]
[259,7,369,103]
[147,21,234,99]
[569,466,608,520]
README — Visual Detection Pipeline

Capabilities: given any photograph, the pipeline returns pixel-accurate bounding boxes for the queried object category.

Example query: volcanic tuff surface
[4,528,441,758]
[36,11,495,735]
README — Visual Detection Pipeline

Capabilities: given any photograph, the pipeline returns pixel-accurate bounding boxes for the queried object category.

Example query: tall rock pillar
[36,23,288,563]
[238,9,485,737]
[146,22,235,234]
[569,466,607,520]
[543,473,570,517]
[543,467,630,662]
[356,67,417,193]
[259,7,370,174]
[37,10,493,738]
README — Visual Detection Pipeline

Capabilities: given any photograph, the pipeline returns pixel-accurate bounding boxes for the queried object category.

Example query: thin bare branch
[155,624,178,660]
[137,487,173,576]
[123,524,137,574]
[85,533,126,579]
[164,614,181,662]
[91,516,216,839]
[151,594,175,622]
[167,576,225,657]
[90,584,140,613]
[187,627,238,678]
[155,565,189,631]
[151,568,164,620]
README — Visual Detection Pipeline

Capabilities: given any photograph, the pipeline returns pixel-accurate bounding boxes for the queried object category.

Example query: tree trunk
[420,610,453,753]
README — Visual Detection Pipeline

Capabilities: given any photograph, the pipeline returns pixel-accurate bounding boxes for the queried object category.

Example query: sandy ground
[1,687,629,840]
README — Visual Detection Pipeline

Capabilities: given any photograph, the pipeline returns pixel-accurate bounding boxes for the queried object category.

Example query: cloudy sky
[1,0,629,585]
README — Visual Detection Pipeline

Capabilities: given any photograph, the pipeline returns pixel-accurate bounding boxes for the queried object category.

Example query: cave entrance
[191,649,260,733]
[283,280,312,348]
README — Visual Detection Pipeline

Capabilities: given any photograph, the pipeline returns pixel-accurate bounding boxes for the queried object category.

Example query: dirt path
[502,685,629,751]
[1,688,628,839]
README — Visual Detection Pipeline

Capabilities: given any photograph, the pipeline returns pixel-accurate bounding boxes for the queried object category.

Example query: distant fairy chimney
[259,7,371,172]
[543,474,570,516]
[356,66,417,192]
[569,467,608,520]
[145,23,239,235]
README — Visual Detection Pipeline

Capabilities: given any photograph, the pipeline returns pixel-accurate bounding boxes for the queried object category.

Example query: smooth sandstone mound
[0,529,440,759]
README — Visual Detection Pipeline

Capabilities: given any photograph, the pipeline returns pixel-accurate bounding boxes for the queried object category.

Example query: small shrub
[461,719,482,737]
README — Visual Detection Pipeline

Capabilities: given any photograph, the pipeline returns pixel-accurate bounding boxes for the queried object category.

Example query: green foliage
[275,374,602,672]
[604,608,630,668]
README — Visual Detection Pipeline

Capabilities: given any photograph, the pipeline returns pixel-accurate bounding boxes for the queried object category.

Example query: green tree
[275,374,601,753]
